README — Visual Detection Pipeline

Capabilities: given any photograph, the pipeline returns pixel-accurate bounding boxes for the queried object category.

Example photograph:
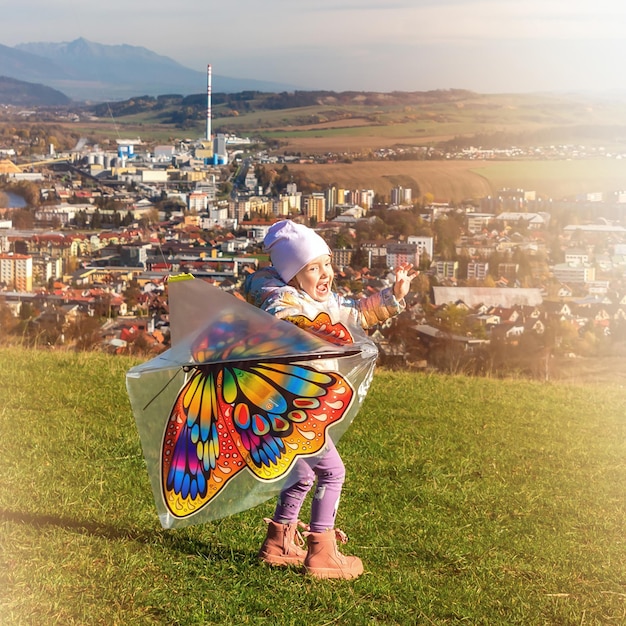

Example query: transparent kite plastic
[126,277,378,529]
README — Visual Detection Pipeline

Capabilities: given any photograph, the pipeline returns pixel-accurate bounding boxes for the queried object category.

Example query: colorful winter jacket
[242,266,404,340]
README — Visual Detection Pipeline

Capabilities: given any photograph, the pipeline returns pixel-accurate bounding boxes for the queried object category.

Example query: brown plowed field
[285,158,626,202]
[286,160,497,202]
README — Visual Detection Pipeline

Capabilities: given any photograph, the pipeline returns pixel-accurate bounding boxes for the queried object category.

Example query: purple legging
[272,439,345,533]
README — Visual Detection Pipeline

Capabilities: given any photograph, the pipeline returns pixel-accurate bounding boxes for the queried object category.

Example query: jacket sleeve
[341,287,405,329]
[257,286,304,319]
[242,267,304,319]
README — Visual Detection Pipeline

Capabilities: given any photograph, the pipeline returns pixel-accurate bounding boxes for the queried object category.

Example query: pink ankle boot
[304,528,364,579]
[258,518,307,567]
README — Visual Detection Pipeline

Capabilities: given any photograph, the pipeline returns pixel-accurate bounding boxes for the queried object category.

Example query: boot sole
[259,553,305,567]
[304,566,363,579]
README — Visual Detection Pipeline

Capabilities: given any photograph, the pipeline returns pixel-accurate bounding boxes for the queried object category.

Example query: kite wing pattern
[127,279,378,528]
[161,321,355,519]
[284,311,355,346]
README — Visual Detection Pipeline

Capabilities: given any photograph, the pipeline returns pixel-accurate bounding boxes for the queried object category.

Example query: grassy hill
[1,346,624,625]
[80,89,626,151]
[83,89,626,144]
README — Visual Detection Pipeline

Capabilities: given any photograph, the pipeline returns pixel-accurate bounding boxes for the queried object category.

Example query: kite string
[142,367,186,411]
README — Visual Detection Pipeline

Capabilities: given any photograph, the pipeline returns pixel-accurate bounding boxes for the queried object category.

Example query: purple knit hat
[264,220,331,283]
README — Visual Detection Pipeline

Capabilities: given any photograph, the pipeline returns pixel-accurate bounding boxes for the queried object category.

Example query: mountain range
[0,38,297,103]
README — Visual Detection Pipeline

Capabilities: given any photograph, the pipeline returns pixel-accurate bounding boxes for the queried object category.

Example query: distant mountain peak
[3,38,297,101]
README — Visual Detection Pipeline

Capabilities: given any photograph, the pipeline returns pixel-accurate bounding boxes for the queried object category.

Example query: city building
[361,241,388,269]
[432,260,459,281]
[390,186,412,205]
[496,212,547,229]
[32,255,63,285]
[274,192,301,216]
[467,261,489,281]
[386,243,420,269]
[552,263,596,284]
[0,252,33,291]
[331,247,354,270]
[564,250,590,265]
[498,263,520,283]
[466,213,495,234]
[303,193,326,223]
[407,235,434,260]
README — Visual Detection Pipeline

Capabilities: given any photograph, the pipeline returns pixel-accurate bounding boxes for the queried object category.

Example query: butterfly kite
[126,277,378,528]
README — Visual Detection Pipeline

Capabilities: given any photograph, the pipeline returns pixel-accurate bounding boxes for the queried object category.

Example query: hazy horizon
[4,1,626,94]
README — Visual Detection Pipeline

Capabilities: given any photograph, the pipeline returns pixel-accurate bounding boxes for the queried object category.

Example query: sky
[5,0,626,93]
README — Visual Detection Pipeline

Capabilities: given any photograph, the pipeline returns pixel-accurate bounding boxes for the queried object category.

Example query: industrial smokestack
[206,64,212,142]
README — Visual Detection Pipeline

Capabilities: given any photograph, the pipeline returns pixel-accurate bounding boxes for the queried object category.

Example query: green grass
[77,91,626,148]
[1,347,624,625]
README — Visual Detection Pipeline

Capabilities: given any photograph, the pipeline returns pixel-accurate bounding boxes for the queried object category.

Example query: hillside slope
[0,75,71,106]
[0,345,624,625]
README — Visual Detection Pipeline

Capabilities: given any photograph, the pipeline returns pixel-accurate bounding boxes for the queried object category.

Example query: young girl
[243,219,415,579]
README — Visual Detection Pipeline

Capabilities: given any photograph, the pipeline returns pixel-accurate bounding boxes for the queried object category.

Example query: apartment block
[361,242,388,269]
[32,255,63,284]
[466,213,495,234]
[188,191,210,212]
[390,186,412,205]
[303,193,326,223]
[407,235,434,260]
[386,243,420,269]
[331,247,354,270]
[0,252,33,292]
[552,263,596,284]
[467,261,489,281]
[498,263,519,283]
[432,260,459,281]
[274,192,301,216]
[564,249,590,265]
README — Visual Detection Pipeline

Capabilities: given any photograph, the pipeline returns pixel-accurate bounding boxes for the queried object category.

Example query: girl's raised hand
[392,263,417,300]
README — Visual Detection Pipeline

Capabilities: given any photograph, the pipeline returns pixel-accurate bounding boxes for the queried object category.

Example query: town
[1,126,626,379]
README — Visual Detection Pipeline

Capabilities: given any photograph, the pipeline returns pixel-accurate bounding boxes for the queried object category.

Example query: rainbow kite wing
[161,359,353,519]
[126,278,377,528]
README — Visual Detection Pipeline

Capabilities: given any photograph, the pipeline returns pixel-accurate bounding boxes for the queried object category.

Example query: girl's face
[294,254,334,302]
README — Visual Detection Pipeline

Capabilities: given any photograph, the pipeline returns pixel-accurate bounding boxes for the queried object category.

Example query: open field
[286,160,493,202]
[210,91,626,147]
[56,120,187,145]
[285,158,626,202]
[470,159,626,201]
[69,90,626,151]
[23,90,626,202]
[0,346,625,625]
[142,92,626,200]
